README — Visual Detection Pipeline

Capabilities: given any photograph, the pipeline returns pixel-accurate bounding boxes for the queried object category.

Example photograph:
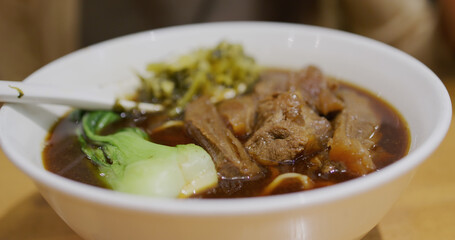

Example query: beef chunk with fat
[185,97,263,180]
[217,95,257,138]
[328,89,380,176]
[291,65,344,116]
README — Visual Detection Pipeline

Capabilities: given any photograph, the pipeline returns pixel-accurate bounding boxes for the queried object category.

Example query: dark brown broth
[42,82,410,198]
[44,116,107,188]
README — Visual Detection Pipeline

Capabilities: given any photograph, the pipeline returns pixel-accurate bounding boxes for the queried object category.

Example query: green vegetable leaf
[78,111,218,198]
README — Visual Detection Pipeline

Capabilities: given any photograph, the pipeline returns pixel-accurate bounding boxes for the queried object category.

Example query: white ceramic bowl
[0,22,451,240]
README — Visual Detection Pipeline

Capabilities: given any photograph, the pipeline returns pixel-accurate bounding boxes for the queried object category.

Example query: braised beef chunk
[328,89,380,176]
[255,66,343,116]
[245,92,332,165]
[291,66,344,115]
[254,69,293,99]
[184,97,263,180]
[217,95,257,138]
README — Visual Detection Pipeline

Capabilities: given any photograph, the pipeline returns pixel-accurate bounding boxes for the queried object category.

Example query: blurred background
[1,0,455,82]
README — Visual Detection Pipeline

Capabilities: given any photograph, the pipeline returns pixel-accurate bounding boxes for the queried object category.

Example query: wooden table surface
[0,79,454,240]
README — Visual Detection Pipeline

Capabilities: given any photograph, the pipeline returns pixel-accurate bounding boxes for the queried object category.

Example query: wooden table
[1,79,454,240]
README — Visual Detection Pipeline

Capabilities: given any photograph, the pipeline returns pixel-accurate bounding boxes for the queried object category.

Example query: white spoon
[0,80,164,112]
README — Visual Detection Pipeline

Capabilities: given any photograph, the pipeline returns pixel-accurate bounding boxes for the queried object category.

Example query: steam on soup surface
[43,42,410,198]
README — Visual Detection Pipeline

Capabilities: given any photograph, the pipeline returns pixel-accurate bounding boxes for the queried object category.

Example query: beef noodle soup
[43,43,410,198]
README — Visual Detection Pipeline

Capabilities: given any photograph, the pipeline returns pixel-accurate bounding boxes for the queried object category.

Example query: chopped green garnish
[8,85,24,98]
[139,41,260,115]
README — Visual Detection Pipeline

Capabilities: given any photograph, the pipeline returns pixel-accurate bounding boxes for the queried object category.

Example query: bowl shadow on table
[0,192,384,240]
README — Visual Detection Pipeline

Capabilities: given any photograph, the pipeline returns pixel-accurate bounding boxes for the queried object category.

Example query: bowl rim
[0,21,452,215]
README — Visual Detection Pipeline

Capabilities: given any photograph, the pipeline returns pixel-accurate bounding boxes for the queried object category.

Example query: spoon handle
[0,81,163,112]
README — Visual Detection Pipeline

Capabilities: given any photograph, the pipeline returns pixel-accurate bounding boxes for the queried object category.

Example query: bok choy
[77,111,218,198]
